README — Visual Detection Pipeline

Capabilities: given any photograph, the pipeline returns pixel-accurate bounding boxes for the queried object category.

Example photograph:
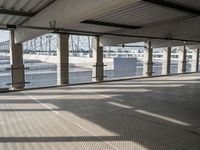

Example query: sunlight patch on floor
[107,102,133,109]
[135,110,191,126]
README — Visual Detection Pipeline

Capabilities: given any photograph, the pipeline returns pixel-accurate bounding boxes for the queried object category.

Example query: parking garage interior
[0,0,200,149]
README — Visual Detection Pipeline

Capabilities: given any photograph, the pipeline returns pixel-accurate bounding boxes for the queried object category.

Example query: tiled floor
[0,73,200,150]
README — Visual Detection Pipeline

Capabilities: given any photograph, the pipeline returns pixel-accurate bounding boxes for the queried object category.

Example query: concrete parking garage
[0,0,200,149]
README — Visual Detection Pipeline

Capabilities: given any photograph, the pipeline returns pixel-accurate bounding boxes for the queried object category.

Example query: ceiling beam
[0,8,34,17]
[19,0,57,25]
[142,0,200,15]
[113,44,145,47]
[81,20,141,29]
[34,0,57,14]
[9,24,200,43]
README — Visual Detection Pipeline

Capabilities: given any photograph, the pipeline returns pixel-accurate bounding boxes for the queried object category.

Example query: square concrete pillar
[191,49,199,72]
[57,34,69,85]
[92,36,104,82]
[10,30,25,89]
[178,46,187,73]
[143,41,153,77]
[162,47,171,75]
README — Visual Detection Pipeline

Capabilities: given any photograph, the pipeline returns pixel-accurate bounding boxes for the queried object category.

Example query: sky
[0,30,9,42]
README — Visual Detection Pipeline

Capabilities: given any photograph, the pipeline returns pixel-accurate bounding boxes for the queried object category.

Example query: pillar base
[57,63,69,85]
[11,65,25,89]
[143,62,153,77]
[92,63,104,82]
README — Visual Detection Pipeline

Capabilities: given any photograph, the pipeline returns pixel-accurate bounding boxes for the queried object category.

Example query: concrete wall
[23,54,113,68]
[114,58,137,78]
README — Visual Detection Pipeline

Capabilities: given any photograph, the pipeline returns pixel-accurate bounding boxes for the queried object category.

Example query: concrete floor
[0,73,200,150]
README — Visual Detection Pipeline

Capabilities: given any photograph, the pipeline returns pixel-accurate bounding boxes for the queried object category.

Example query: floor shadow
[0,73,200,149]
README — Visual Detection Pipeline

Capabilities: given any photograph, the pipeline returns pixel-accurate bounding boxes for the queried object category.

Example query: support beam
[81,20,141,29]
[14,24,200,43]
[100,16,200,47]
[178,46,187,73]
[162,47,171,75]
[35,0,57,14]
[19,0,57,25]
[0,8,34,17]
[143,41,153,77]
[191,49,200,72]
[92,36,104,82]
[57,34,69,85]
[10,31,25,89]
[142,0,200,16]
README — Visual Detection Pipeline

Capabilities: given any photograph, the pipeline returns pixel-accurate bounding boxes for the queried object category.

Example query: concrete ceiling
[0,0,200,48]
[0,0,55,25]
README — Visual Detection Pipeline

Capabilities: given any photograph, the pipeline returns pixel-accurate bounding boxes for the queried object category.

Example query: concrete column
[92,36,104,82]
[162,47,171,75]
[10,30,25,89]
[191,48,199,72]
[143,41,153,77]
[178,46,187,73]
[57,34,69,85]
